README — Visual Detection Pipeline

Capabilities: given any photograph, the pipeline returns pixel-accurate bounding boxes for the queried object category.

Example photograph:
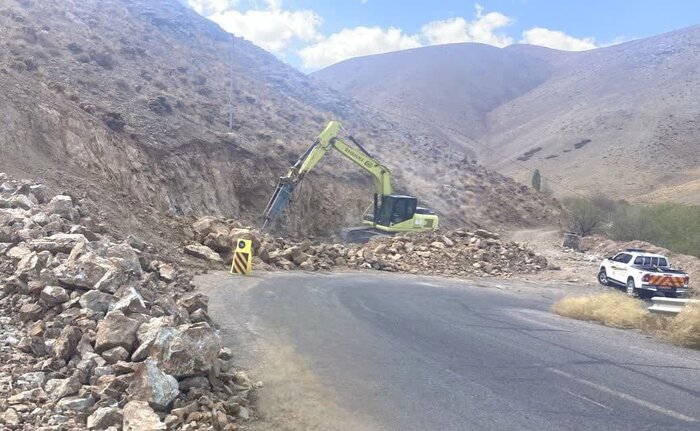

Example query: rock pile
[185,217,548,278]
[0,175,253,430]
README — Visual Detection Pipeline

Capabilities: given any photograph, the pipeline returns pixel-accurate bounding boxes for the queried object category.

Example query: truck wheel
[626,278,637,297]
[598,269,610,286]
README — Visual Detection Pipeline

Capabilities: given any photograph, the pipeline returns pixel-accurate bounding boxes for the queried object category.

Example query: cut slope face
[314,27,700,203]
[0,0,559,238]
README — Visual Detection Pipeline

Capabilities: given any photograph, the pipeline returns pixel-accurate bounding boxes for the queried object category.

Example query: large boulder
[192,216,228,242]
[87,406,122,430]
[183,244,223,263]
[53,326,82,360]
[94,310,140,353]
[30,233,88,254]
[126,359,179,411]
[110,287,148,315]
[29,184,49,204]
[131,316,174,361]
[106,243,143,278]
[45,376,81,401]
[123,400,166,431]
[150,323,221,378]
[176,292,207,315]
[54,248,115,290]
[203,231,233,253]
[79,290,116,313]
[40,285,70,305]
[8,194,34,210]
[47,195,75,221]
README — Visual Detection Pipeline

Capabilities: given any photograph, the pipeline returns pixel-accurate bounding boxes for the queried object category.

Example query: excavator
[261,121,439,242]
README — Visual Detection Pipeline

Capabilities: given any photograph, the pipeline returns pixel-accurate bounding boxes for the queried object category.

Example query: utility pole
[228,36,235,130]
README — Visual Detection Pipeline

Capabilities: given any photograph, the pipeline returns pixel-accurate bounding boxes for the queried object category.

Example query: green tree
[531,169,541,192]
[562,197,605,236]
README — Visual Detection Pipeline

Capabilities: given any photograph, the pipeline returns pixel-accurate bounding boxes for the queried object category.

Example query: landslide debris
[185,217,549,278]
[0,174,255,430]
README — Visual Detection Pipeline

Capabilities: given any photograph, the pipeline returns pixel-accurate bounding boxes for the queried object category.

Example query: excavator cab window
[377,195,417,226]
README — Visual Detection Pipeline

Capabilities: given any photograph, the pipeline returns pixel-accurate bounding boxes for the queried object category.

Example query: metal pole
[228,37,235,130]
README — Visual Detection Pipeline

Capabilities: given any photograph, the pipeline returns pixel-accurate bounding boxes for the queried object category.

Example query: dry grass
[553,293,700,349]
[552,293,651,329]
[666,304,700,348]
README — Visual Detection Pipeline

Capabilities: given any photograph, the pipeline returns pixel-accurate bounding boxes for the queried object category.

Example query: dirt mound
[185,217,549,278]
[0,173,254,429]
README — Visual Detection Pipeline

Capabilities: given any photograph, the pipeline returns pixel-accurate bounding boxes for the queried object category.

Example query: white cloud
[187,1,603,70]
[299,26,422,69]
[188,0,239,16]
[205,0,323,53]
[421,4,513,47]
[520,27,596,51]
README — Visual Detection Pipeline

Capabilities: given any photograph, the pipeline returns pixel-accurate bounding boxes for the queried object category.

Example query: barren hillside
[314,26,700,203]
[0,0,560,239]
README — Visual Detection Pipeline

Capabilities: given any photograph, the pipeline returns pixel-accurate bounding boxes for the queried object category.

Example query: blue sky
[186,0,700,71]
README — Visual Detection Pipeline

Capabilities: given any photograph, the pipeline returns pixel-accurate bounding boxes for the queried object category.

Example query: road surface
[197,271,700,431]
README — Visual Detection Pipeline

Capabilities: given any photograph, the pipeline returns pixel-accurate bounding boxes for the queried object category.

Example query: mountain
[313,26,700,204]
[0,0,559,239]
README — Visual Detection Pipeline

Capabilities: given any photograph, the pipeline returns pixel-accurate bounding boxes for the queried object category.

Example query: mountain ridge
[314,25,700,203]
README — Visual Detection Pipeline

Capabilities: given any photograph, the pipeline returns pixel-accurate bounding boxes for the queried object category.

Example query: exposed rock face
[0,174,254,430]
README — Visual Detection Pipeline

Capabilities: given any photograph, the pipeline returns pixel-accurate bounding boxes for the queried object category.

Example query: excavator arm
[261,121,392,229]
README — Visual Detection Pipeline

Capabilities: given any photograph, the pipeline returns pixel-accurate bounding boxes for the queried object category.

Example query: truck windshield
[633,256,669,267]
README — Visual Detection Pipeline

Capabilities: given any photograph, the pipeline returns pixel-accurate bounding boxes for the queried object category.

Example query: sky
[186,0,700,72]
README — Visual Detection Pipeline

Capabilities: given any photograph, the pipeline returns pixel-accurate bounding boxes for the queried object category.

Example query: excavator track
[340,227,393,244]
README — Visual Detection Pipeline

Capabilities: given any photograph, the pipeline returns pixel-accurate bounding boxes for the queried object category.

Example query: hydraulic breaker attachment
[261,178,295,230]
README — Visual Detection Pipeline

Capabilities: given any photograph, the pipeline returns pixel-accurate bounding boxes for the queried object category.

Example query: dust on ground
[249,339,383,431]
[506,228,601,286]
[196,272,382,431]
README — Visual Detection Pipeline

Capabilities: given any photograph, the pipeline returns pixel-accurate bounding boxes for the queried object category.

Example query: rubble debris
[186,216,548,278]
[0,174,255,430]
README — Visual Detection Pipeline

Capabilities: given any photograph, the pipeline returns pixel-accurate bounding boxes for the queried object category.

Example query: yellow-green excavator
[261,121,439,242]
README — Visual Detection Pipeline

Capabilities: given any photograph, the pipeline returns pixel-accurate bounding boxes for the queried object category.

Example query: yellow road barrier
[230,238,252,276]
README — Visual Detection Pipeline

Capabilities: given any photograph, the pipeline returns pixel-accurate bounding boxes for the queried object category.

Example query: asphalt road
[198,271,700,431]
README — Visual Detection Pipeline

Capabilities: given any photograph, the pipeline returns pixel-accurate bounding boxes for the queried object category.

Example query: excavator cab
[363,194,438,232]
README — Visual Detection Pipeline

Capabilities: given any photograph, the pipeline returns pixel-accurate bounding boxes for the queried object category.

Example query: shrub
[561,197,605,236]
[531,169,541,192]
[611,203,700,257]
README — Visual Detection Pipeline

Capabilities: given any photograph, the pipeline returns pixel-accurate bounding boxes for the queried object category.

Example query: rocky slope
[314,26,700,203]
[0,172,255,430]
[0,0,559,241]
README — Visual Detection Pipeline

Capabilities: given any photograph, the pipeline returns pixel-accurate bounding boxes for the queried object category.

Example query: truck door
[611,253,632,282]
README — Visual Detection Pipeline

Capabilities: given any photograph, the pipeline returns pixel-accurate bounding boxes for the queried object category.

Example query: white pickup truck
[598,249,690,298]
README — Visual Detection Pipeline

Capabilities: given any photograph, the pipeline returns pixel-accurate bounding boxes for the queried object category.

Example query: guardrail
[648,297,699,315]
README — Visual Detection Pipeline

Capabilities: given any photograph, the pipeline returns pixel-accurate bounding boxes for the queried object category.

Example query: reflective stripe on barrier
[230,239,252,276]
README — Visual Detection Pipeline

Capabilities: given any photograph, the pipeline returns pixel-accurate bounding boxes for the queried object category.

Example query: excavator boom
[261,121,438,237]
